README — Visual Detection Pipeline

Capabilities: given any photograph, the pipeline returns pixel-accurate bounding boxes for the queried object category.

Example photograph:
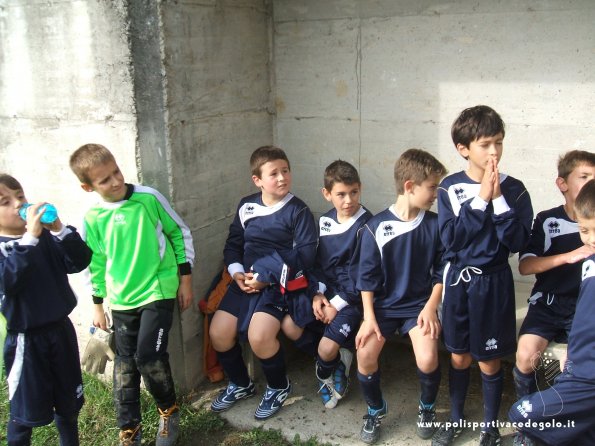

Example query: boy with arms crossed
[433,105,533,446]
[69,144,194,446]
[210,146,317,420]
[1,174,92,445]
[310,160,372,409]
[355,149,447,444]
[509,178,595,446]
[513,150,595,446]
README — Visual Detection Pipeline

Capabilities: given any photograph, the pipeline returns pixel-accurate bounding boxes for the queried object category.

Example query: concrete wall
[160,0,273,389]
[0,0,273,391]
[273,0,595,278]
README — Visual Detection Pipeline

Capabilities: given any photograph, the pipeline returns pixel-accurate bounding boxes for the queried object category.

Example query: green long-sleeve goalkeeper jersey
[82,184,194,310]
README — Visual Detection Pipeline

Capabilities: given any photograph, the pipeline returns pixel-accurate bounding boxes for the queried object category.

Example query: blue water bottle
[19,203,58,224]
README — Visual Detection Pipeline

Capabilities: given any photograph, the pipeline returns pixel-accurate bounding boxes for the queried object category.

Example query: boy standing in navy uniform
[355,149,447,444]
[509,178,595,445]
[433,105,533,446]
[210,146,317,420]
[310,160,372,409]
[513,150,595,446]
[0,174,92,446]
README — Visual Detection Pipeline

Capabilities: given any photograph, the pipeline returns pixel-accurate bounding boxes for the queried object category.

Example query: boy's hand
[233,272,259,293]
[244,272,268,291]
[93,304,108,331]
[355,318,384,349]
[44,216,64,233]
[491,158,501,199]
[417,304,441,339]
[177,274,193,312]
[566,245,595,264]
[24,202,44,238]
[312,293,329,321]
[321,304,338,324]
[479,158,496,202]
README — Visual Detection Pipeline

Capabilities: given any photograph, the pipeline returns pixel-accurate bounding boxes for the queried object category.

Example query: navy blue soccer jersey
[438,171,533,267]
[356,206,445,318]
[313,206,372,307]
[223,192,317,286]
[565,254,595,379]
[520,205,583,298]
[0,227,92,332]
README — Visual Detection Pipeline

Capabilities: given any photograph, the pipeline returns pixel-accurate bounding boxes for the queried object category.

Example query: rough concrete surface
[196,341,520,446]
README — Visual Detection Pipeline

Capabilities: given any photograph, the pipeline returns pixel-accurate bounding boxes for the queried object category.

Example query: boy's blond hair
[250,146,290,177]
[394,148,447,195]
[575,179,595,220]
[557,150,595,180]
[70,143,116,184]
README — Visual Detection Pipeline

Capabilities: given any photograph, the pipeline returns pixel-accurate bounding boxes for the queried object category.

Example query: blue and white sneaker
[360,399,388,444]
[210,380,256,412]
[316,367,338,409]
[333,348,353,399]
[254,380,292,420]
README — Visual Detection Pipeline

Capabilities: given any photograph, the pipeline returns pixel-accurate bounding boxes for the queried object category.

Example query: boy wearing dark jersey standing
[310,160,372,409]
[210,146,317,420]
[432,106,533,446]
[513,150,595,446]
[509,178,595,445]
[355,149,447,444]
[1,174,91,446]
[70,144,195,446]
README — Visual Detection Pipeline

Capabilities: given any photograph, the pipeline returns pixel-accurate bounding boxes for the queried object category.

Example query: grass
[0,372,328,446]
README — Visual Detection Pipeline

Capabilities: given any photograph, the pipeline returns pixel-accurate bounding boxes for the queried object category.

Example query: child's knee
[317,337,339,361]
[415,352,439,373]
[451,352,472,369]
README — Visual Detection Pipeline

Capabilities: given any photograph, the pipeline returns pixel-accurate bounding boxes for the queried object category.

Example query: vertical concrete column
[126,0,191,390]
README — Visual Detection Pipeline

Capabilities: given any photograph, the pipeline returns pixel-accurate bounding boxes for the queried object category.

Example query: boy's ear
[456,143,470,159]
[403,179,416,194]
[555,176,568,194]
[321,187,332,202]
[80,183,94,193]
[251,175,262,188]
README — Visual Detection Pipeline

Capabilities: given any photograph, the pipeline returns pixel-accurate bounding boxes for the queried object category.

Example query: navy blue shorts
[441,263,516,361]
[4,318,84,427]
[322,305,362,349]
[519,294,576,343]
[376,316,418,339]
[509,370,595,445]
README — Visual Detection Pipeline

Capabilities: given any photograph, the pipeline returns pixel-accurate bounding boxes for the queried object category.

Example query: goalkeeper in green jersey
[70,144,195,446]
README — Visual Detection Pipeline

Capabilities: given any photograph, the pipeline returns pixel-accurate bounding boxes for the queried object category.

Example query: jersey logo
[583,259,595,281]
[547,220,560,234]
[339,323,351,338]
[454,187,467,202]
[383,224,394,236]
[114,213,126,224]
[515,400,533,418]
[321,220,332,233]
[485,338,498,351]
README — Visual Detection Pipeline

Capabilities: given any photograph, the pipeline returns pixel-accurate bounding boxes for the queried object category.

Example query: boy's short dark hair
[575,179,595,220]
[323,160,360,191]
[70,143,116,184]
[0,174,23,192]
[394,148,447,195]
[557,150,595,180]
[451,105,505,148]
[250,146,290,177]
